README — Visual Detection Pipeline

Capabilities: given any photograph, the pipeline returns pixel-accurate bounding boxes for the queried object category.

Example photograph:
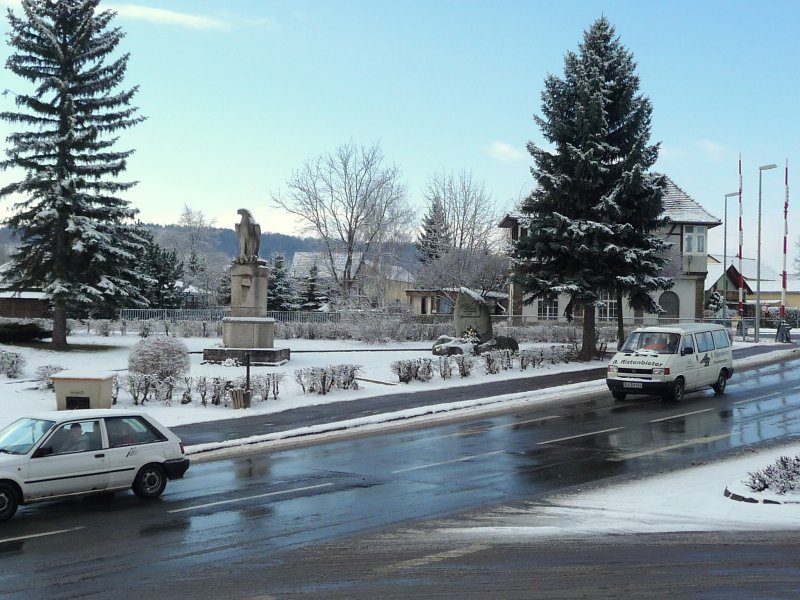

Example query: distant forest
[0,225,418,272]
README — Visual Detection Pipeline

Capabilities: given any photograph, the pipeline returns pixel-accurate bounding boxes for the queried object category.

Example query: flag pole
[781,159,789,320]
[738,154,744,325]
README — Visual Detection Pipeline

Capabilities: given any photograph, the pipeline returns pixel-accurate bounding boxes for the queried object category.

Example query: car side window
[696,332,714,353]
[44,420,102,455]
[105,416,166,448]
[712,329,731,349]
[682,334,695,354]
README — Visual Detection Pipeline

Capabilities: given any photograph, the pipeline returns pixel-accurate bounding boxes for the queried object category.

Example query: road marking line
[649,408,713,423]
[391,450,505,474]
[0,526,84,544]
[734,392,781,404]
[536,427,624,445]
[374,544,490,576]
[608,433,732,461]
[425,415,561,440]
[503,415,561,428]
[167,483,334,513]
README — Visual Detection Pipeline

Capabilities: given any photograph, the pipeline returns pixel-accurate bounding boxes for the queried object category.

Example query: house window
[597,292,618,322]
[537,297,559,320]
[684,225,706,255]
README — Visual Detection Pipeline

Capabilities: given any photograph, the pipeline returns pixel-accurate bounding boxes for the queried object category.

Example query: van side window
[712,329,731,349]
[682,335,695,354]
[696,332,714,353]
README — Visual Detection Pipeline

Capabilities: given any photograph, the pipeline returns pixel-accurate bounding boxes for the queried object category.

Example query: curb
[723,486,799,505]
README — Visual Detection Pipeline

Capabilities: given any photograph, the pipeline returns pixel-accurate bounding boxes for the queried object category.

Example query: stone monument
[203,209,290,365]
[453,288,493,342]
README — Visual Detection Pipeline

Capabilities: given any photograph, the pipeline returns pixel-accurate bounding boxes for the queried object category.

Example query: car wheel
[132,464,167,499]
[663,377,684,403]
[611,391,626,401]
[0,482,19,522]
[712,370,727,394]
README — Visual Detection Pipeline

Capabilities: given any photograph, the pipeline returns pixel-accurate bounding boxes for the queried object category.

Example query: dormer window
[684,225,706,255]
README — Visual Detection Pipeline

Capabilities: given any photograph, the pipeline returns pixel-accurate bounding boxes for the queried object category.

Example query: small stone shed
[51,369,116,410]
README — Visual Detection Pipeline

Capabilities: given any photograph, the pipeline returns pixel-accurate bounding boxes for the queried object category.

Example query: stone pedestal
[223,316,275,348]
[230,262,269,317]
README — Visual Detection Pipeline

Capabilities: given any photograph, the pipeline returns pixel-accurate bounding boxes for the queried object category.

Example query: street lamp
[755,163,777,342]
[723,191,738,315]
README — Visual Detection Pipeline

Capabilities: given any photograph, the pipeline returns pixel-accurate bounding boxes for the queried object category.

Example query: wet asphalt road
[173,342,793,446]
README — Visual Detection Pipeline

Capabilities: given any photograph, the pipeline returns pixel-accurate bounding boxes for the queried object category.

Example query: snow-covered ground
[2,332,799,536]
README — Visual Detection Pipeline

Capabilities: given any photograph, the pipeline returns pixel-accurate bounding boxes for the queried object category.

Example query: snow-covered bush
[128,336,190,381]
[0,350,25,378]
[250,373,284,401]
[744,455,800,495]
[294,364,361,395]
[35,364,65,389]
[138,320,152,337]
[391,358,433,383]
[437,356,454,379]
[705,291,725,313]
[482,350,513,375]
[454,354,473,378]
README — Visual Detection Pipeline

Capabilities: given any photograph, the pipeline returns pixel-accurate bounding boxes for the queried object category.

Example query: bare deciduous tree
[424,170,501,252]
[272,142,408,302]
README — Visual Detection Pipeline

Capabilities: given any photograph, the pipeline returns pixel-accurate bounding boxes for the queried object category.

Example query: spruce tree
[140,229,185,309]
[215,267,231,306]
[416,197,451,263]
[299,263,327,311]
[514,17,670,359]
[0,0,145,348]
[267,253,297,311]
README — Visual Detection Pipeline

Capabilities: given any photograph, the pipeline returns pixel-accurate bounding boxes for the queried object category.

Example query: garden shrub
[0,350,25,378]
[128,336,190,381]
[0,321,51,343]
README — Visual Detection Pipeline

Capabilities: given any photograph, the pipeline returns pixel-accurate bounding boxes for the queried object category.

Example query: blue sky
[0,0,799,272]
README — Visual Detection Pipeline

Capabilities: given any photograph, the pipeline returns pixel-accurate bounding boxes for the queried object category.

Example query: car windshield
[621,331,681,355]
[0,418,56,455]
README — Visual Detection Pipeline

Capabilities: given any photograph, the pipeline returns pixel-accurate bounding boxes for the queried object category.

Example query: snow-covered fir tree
[139,229,185,309]
[299,263,328,311]
[514,16,670,360]
[267,253,297,311]
[0,0,145,348]
[215,267,231,306]
[416,196,451,263]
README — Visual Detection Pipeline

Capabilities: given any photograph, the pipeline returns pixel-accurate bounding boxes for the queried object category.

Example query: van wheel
[611,391,626,401]
[133,464,167,499]
[712,370,727,394]
[0,482,19,522]
[663,377,684,402]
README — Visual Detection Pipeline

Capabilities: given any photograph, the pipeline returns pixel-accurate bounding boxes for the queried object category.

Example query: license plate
[623,382,643,389]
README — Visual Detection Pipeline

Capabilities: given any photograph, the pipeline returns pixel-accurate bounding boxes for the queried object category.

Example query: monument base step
[202,347,290,366]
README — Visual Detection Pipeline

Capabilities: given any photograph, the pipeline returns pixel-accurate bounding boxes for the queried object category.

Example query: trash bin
[228,387,251,409]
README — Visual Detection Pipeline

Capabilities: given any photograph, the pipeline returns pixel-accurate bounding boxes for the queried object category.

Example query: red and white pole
[781,159,789,319]
[738,154,744,318]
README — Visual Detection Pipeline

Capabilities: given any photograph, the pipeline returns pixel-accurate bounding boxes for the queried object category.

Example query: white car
[0,409,190,522]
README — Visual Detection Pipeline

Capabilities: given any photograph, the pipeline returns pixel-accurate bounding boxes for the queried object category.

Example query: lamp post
[755,163,777,342]
[723,191,738,315]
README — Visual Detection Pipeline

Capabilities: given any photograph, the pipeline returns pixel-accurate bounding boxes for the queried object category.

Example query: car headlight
[652,368,670,375]
[607,365,618,374]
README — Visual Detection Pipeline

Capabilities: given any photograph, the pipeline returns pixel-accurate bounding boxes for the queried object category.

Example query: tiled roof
[497,175,722,228]
[661,175,721,227]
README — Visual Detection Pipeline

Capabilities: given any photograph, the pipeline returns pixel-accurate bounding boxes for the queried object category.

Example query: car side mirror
[682,347,694,356]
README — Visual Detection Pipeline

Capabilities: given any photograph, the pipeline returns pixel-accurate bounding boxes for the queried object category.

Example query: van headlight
[652,368,670,375]
[607,365,618,374]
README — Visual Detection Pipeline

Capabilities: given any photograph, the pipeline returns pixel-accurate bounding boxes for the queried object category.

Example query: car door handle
[95,453,105,458]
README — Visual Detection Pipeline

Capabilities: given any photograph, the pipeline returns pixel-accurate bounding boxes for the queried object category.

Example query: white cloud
[696,139,728,162]
[107,4,230,31]
[487,141,526,162]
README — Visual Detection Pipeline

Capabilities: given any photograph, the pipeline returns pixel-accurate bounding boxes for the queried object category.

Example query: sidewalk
[174,342,799,456]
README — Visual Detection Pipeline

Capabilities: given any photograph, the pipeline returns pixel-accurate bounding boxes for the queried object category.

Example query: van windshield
[621,331,681,355]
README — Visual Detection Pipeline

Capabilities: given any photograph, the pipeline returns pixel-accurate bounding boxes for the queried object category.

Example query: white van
[606,323,734,402]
